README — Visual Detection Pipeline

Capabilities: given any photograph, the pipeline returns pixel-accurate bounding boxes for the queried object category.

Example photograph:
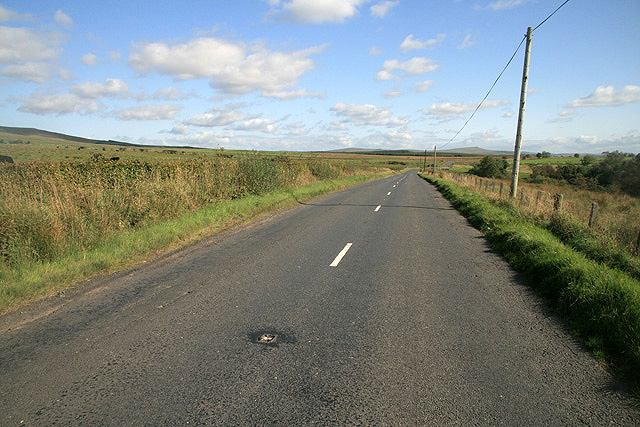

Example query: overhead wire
[439,35,526,150]
[533,0,571,32]
[437,0,571,150]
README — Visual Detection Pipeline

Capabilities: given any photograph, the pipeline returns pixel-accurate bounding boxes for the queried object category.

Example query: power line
[438,0,571,150]
[439,35,526,150]
[533,0,571,32]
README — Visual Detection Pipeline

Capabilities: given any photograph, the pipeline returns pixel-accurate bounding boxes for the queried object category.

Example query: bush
[236,157,284,195]
[469,156,508,178]
[310,161,339,180]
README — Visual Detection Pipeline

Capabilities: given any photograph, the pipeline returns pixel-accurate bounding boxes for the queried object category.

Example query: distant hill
[328,146,514,156]
[439,147,513,156]
[0,126,140,147]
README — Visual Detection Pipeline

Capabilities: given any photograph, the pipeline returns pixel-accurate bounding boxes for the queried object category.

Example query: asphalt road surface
[1,171,638,425]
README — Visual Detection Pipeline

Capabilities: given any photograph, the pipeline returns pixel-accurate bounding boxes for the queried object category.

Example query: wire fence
[435,170,639,256]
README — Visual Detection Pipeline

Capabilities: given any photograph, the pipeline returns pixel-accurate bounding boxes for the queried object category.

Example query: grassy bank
[419,172,640,387]
[0,154,393,313]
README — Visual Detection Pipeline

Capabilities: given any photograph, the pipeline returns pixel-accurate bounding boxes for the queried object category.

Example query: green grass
[0,171,392,313]
[419,172,640,388]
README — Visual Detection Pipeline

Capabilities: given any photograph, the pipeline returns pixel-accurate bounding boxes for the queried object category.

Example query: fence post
[636,229,640,256]
[520,188,526,204]
[554,193,563,211]
[588,202,598,228]
[499,182,504,198]
[536,191,542,204]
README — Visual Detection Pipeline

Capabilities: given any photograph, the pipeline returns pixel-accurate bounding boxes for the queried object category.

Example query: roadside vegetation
[0,141,411,313]
[419,169,640,388]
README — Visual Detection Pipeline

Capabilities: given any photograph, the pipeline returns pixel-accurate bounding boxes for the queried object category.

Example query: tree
[470,156,509,178]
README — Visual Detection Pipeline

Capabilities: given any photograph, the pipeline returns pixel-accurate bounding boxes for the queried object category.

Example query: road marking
[330,243,352,267]
[374,205,381,212]
[393,185,396,188]
[387,192,391,195]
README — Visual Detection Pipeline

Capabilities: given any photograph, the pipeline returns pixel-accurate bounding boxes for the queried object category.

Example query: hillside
[0,126,138,147]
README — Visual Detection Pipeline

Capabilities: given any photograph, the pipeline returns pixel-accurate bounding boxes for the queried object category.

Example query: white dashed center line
[387,192,391,196]
[330,243,353,267]
[374,205,381,212]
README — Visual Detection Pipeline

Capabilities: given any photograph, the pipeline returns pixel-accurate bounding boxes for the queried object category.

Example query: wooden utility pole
[422,149,427,172]
[433,145,437,174]
[510,27,533,198]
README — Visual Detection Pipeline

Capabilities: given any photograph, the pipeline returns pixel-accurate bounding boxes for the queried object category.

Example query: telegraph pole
[510,27,533,198]
[422,149,427,172]
[433,145,437,174]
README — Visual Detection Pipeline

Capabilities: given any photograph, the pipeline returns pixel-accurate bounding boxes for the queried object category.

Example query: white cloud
[109,50,122,61]
[232,118,278,134]
[0,5,27,22]
[17,93,100,115]
[548,109,575,123]
[152,87,191,101]
[399,34,445,52]
[567,85,640,108]
[503,111,514,118]
[541,132,640,154]
[210,47,321,94]
[261,88,326,100]
[81,53,98,66]
[369,46,382,56]
[273,0,369,24]
[461,129,503,145]
[331,102,408,127]
[131,86,193,101]
[328,121,347,131]
[0,62,50,82]
[422,99,507,121]
[71,78,130,99]
[480,0,532,11]
[164,130,233,148]
[458,34,476,49]
[0,26,63,64]
[54,10,73,28]
[183,107,245,127]
[414,80,433,92]
[169,123,189,135]
[375,57,438,81]
[113,104,181,121]
[283,121,309,136]
[379,129,413,146]
[382,88,402,98]
[129,37,323,95]
[129,37,245,80]
[371,1,399,18]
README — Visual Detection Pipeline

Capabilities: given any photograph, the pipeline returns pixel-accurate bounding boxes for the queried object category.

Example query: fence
[434,170,639,256]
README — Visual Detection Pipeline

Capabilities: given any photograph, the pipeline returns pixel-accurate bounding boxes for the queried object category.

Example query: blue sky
[1,0,639,153]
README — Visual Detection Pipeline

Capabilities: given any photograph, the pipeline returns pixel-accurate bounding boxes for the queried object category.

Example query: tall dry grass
[438,171,640,255]
[0,156,375,270]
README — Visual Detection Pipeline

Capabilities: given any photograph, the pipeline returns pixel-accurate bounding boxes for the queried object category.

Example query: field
[0,132,418,312]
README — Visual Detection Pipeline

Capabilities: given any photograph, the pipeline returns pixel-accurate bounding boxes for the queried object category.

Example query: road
[0,170,637,425]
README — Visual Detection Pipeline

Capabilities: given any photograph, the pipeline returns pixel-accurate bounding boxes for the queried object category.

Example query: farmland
[1,130,419,312]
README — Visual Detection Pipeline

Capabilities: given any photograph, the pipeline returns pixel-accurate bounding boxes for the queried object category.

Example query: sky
[1,0,639,154]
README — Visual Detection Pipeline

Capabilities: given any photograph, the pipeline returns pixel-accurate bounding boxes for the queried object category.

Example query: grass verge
[419,172,640,388]
[0,171,392,314]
